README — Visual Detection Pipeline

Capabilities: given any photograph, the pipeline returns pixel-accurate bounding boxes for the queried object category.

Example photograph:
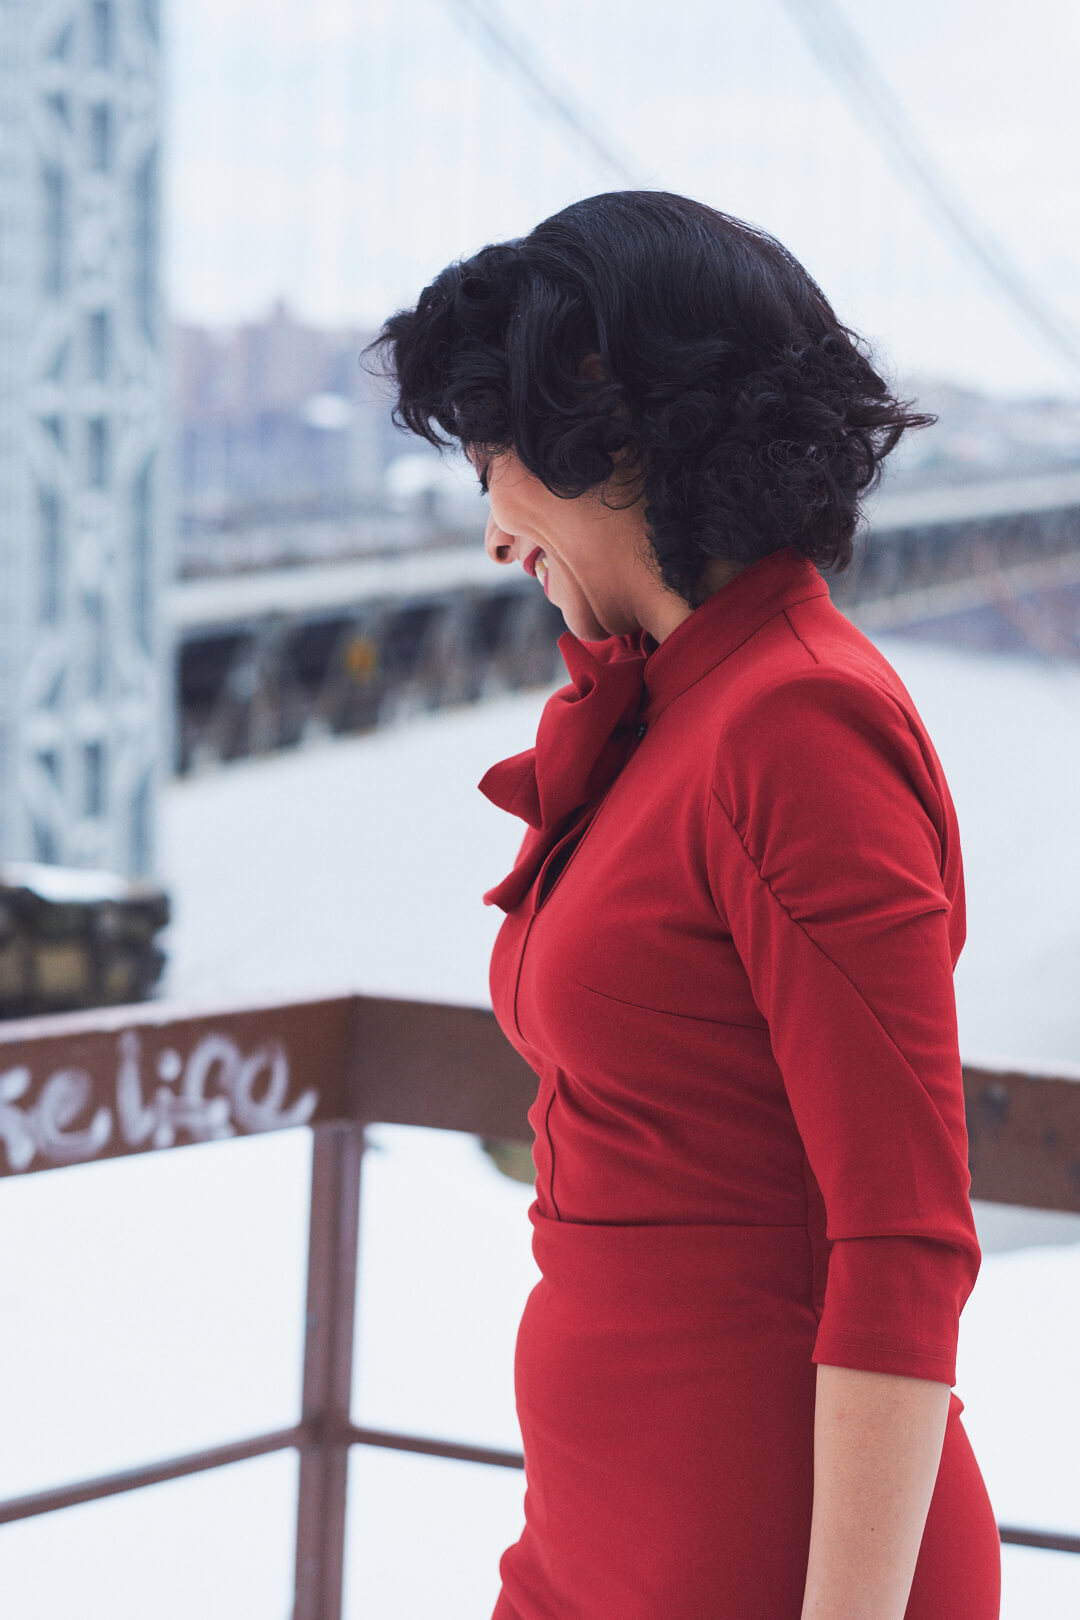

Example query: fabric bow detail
[478,630,648,912]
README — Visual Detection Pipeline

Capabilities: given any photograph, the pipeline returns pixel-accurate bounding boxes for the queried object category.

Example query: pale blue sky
[163,0,1080,399]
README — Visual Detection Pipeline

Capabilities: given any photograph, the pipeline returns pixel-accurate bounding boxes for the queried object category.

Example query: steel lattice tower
[0,0,168,877]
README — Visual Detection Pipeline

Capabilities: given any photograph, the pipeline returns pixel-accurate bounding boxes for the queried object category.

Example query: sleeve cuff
[811,1233,980,1387]
[812,1328,957,1385]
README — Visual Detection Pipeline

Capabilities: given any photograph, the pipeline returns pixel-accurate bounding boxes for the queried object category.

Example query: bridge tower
[0,0,168,878]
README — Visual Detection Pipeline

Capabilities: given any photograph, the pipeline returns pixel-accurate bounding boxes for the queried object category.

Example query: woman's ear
[579,352,605,382]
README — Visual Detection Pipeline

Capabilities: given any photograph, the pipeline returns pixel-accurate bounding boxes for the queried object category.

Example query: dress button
[635,722,647,740]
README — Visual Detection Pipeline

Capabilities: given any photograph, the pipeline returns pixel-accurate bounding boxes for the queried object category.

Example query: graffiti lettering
[0,1029,318,1173]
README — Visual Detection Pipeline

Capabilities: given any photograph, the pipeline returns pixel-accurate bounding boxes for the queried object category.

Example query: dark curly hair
[363,191,935,606]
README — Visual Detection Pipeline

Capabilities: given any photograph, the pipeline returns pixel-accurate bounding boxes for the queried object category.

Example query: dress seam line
[705,787,950,1115]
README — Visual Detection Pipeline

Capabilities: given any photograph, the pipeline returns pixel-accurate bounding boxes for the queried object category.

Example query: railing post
[293,1121,366,1620]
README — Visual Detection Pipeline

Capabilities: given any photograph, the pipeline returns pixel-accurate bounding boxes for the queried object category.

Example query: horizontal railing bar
[348,1424,525,1471]
[0,1425,303,1524]
[0,1418,524,1530]
[963,1062,1080,1214]
[347,995,538,1143]
[0,994,357,1180]
[998,1524,1080,1556]
[1,1417,1073,1558]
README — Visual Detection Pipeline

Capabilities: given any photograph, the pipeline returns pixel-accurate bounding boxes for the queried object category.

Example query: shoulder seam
[668,590,828,706]
[782,607,820,664]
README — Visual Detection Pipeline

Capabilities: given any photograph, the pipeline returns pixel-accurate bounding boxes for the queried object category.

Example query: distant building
[173,301,396,528]
[887,376,1080,487]
[0,0,168,877]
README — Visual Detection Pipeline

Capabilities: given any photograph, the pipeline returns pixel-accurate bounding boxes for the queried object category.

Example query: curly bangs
[363,191,935,605]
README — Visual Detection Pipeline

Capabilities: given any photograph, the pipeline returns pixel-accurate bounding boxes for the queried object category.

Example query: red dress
[481,547,1001,1619]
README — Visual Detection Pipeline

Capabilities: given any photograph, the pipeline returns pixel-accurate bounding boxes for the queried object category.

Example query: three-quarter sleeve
[705,667,980,1385]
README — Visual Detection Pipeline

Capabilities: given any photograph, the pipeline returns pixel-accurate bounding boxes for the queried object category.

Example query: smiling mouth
[521,546,550,596]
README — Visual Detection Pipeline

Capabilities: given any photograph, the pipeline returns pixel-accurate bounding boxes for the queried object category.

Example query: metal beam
[293,1122,365,1620]
[0,992,354,1177]
[965,1063,1080,1214]
[0,1426,302,1525]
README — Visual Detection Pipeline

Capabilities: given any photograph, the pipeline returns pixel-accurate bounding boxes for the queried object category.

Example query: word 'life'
[0,1028,318,1173]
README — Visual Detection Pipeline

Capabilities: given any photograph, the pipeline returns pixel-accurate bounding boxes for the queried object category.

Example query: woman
[367,192,1001,1619]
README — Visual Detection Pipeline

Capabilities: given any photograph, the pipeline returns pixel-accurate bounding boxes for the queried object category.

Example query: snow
[155,688,532,1011]
[0,860,134,904]
[1,634,1078,1615]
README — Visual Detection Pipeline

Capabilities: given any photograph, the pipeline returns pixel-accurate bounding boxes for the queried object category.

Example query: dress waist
[527,1199,819,1329]
[525,1202,966,1419]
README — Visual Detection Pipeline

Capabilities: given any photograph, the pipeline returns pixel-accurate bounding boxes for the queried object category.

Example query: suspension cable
[441,0,643,188]
[778,0,1080,381]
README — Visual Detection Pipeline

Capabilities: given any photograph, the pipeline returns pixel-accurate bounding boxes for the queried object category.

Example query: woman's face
[468,447,651,642]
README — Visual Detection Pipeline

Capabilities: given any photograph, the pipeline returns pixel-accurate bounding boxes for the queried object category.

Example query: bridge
[159,0,1080,778]
[170,469,1080,772]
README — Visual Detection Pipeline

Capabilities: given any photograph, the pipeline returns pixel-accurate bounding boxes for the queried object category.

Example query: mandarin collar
[477,546,830,913]
[638,545,829,720]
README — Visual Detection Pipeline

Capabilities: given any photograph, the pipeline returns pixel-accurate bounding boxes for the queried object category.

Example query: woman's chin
[551,583,617,642]
[563,611,614,641]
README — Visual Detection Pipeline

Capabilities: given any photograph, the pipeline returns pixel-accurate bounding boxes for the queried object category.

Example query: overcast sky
[163,0,1080,400]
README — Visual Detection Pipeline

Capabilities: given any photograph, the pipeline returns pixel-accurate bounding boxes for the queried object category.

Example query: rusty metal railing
[1,991,1078,1615]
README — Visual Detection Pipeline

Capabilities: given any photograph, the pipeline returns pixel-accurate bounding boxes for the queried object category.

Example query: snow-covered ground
[2,634,1079,1616]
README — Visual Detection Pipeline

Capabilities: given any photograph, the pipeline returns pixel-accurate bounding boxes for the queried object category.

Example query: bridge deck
[170,470,1080,632]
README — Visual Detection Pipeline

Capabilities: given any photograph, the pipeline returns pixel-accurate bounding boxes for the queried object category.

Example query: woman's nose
[484,513,514,564]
